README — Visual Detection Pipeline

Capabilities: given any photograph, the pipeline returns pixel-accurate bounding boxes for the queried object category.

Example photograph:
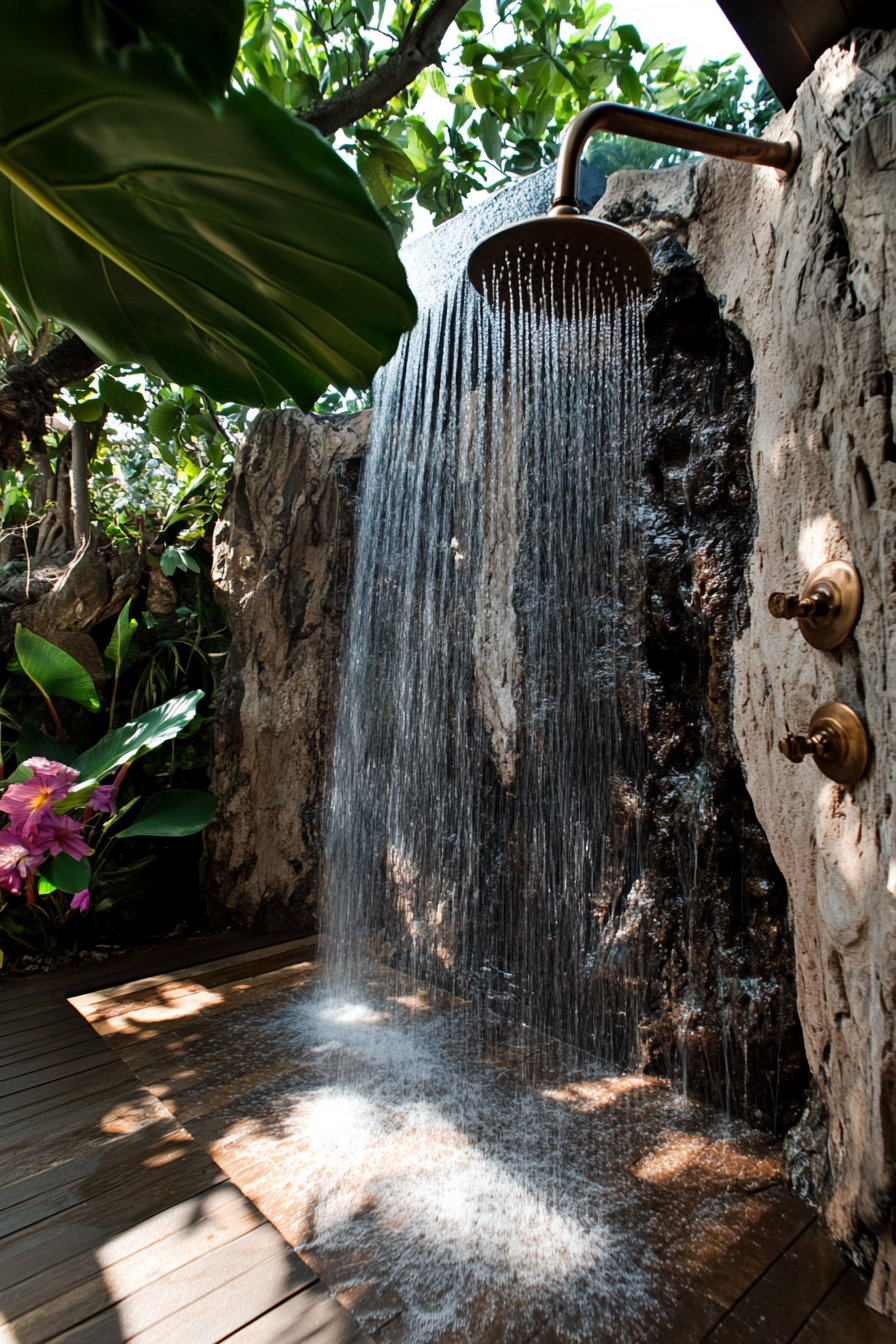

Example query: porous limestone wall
[593,25,896,1312]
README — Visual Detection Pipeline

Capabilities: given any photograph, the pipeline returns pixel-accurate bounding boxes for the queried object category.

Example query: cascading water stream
[323,260,647,1057]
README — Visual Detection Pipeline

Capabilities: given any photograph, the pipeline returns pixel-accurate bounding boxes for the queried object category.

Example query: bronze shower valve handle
[777,702,868,785]
[778,728,835,764]
[767,561,862,651]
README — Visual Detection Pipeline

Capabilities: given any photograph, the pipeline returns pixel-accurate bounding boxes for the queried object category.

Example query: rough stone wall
[626,240,806,1132]
[593,26,896,1312]
[202,409,369,931]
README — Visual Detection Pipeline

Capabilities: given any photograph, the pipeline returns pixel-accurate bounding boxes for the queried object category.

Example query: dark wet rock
[619,250,807,1132]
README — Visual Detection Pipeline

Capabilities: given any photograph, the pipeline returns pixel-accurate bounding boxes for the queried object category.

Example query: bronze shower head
[467,101,800,315]
[467,213,652,315]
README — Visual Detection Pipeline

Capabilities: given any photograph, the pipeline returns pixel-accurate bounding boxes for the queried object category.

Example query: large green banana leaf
[90,0,245,105]
[0,3,417,407]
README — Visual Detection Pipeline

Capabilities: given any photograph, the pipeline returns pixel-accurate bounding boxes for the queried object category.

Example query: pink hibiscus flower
[88,784,119,814]
[1,759,80,841]
[22,758,80,792]
[0,836,43,895]
[33,813,92,861]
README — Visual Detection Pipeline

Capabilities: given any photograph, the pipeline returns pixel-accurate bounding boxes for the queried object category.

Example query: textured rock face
[202,409,369,932]
[593,27,896,1312]
[627,240,806,1132]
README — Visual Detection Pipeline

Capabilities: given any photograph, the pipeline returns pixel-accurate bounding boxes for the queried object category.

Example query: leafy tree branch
[300,0,468,136]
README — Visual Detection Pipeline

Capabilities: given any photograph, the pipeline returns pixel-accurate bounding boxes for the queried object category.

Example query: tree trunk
[69,421,91,548]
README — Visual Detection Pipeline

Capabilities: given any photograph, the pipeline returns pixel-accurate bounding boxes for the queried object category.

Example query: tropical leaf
[71,689,204,788]
[44,853,91,894]
[0,2,417,408]
[14,626,102,714]
[117,788,217,838]
[99,375,146,421]
[91,0,245,106]
[146,401,183,443]
[103,600,138,678]
[14,725,78,766]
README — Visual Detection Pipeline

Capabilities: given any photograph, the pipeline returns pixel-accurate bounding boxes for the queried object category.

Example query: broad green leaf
[146,401,184,443]
[0,4,417,408]
[161,468,215,527]
[5,763,34,785]
[37,876,58,895]
[92,0,245,105]
[615,23,645,52]
[117,788,217,838]
[44,853,91,894]
[616,64,642,105]
[160,545,201,576]
[14,725,78,765]
[71,689,204,788]
[99,375,146,420]
[70,396,105,422]
[103,600,138,676]
[15,626,102,714]
[478,110,503,162]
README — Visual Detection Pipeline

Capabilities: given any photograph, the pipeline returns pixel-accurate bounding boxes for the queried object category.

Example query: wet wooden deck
[2,934,895,1344]
[0,933,368,1344]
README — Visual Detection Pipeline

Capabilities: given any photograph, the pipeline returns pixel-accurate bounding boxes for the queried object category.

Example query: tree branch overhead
[300,0,467,137]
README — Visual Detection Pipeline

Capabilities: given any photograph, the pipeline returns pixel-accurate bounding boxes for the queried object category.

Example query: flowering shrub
[0,624,217,966]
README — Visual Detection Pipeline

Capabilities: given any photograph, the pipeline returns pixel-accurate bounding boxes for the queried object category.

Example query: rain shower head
[467,101,800,315]
[467,213,652,315]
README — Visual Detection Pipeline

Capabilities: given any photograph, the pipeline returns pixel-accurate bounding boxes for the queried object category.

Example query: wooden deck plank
[0,932,300,1006]
[0,1035,112,1086]
[0,1184,250,1324]
[0,1022,102,1062]
[790,1268,896,1343]
[0,934,343,1344]
[0,1151,227,1290]
[224,1281,373,1344]
[5,1222,312,1344]
[9,934,895,1344]
[69,937,320,1014]
[703,1219,846,1342]
[0,1066,136,1129]
[0,1186,265,1340]
[0,1054,123,1112]
[0,1115,195,1214]
[1,1017,95,1054]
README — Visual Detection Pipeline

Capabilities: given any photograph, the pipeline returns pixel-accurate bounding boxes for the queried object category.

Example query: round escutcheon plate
[808,702,869,785]
[797,561,862,651]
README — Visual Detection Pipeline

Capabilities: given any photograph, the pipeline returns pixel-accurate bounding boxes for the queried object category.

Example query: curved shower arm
[549,102,801,214]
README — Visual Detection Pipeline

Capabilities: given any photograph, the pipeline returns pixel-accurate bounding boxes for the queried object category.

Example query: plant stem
[41,690,64,740]
[109,670,119,731]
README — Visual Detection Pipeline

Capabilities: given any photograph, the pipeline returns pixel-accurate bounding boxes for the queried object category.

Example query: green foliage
[71,689,205,789]
[45,852,91,894]
[117,788,217,838]
[103,601,139,681]
[237,1,778,246]
[14,625,102,715]
[0,1,417,409]
[90,0,245,106]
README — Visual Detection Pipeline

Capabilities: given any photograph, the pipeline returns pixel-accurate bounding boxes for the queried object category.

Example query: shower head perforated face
[467,214,653,315]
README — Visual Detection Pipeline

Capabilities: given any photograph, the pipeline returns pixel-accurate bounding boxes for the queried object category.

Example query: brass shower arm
[549,103,801,214]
